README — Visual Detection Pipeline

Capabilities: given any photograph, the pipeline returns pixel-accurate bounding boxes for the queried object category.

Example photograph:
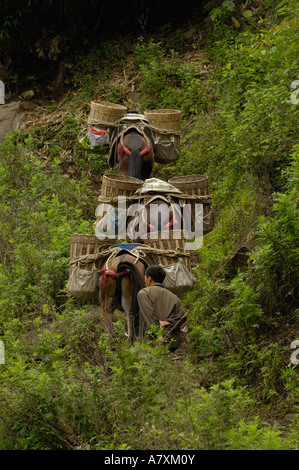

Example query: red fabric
[117,145,125,158]
[146,218,179,232]
[98,268,130,282]
[140,145,151,157]
[164,218,178,229]
[118,145,131,158]
[118,145,151,159]
[91,128,108,137]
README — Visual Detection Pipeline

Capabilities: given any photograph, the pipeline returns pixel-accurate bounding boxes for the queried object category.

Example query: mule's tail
[116,261,144,316]
[127,148,142,180]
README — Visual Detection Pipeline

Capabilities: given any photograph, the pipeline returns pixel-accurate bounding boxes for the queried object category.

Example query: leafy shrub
[0,0,298,451]
[0,131,95,321]
[134,37,210,114]
[188,325,222,360]
[225,417,286,450]
[249,146,299,316]
[170,378,286,449]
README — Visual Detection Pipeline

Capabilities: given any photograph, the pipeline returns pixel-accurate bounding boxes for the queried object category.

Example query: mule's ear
[108,138,119,168]
[107,147,116,167]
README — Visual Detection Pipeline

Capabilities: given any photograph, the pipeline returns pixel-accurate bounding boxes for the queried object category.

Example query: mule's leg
[122,301,135,343]
[121,277,135,344]
[99,278,116,340]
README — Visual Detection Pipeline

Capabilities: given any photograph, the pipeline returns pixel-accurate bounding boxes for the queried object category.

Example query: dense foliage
[0,0,298,450]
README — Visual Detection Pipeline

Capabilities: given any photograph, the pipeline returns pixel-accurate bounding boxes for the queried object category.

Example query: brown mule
[98,253,146,343]
[117,129,154,180]
[127,198,180,241]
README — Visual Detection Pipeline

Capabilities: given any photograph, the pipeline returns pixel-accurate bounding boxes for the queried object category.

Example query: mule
[127,197,180,241]
[98,252,146,343]
[117,129,154,180]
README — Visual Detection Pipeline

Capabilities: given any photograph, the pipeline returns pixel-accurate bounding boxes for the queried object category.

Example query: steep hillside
[0,0,298,450]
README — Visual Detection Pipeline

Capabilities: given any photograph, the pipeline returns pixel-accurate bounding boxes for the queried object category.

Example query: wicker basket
[145,109,181,147]
[168,175,210,195]
[70,234,111,268]
[168,175,214,234]
[101,174,143,199]
[89,101,127,128]
[143,230,191,271]
[144,109,181,132]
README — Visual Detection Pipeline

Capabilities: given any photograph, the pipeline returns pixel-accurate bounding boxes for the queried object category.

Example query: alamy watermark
[290,340,299,365]
[291,80,299,105]
[0,80,4,104]
[95,197,204,250]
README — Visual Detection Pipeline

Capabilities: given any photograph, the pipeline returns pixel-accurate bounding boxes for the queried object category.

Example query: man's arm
[165,298,186,326]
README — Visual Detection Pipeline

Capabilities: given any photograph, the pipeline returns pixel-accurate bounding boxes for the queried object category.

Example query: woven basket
[89,101,127,127]
[144,109,181,132]
[70,234,111,269]
[101,174,143,199]
[168,175,210,195]
[143,230,191,271]
[145,109,181,147]
[168,175,214,234]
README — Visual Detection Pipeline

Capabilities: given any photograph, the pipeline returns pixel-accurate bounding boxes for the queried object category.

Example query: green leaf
[231,16,241,28]
[243,10,253,19]
[222,0,235,12]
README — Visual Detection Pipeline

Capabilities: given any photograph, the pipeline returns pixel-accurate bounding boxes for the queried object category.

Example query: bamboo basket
[144,109,181,131]
[168,175,214,234]
[144,109,181,147]
[143,230,191,271]
[88,101,127,128]
[168,175,210,195]
[101,174,143,199]
[70,234,111,269]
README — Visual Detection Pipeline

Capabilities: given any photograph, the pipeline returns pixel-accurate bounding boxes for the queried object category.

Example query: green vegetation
[0,0,299,450]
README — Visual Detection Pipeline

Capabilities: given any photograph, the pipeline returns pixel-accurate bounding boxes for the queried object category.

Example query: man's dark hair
[145,265,166,284]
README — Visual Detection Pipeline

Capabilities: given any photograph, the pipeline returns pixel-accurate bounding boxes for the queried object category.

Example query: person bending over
[137,265,186,349]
